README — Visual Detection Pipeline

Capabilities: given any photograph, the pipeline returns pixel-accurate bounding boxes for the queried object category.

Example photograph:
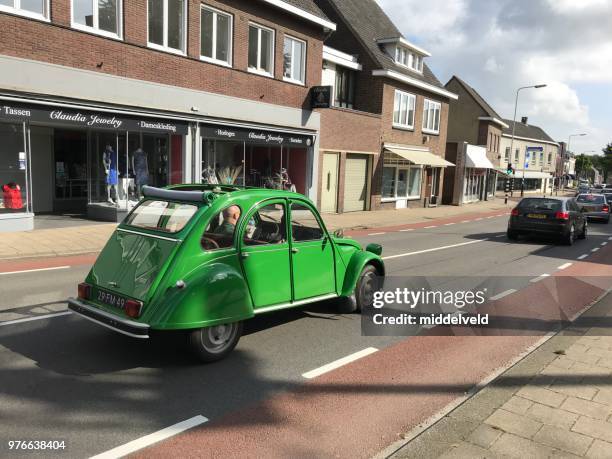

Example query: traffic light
[504,178,510,193]
[509,178,515,193]
[506,163,514,175]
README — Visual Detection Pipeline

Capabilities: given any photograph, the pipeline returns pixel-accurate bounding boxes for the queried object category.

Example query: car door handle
[291,248,299,254]
[240,252,250,259]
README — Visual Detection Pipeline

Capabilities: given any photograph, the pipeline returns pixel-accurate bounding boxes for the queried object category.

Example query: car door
[289,201,336,300]
[239,200,292,309]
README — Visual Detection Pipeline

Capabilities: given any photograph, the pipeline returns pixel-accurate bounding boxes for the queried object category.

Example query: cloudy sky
[377,0,611,155]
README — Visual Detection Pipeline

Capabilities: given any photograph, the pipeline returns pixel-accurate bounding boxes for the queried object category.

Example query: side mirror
[333,228,344,238]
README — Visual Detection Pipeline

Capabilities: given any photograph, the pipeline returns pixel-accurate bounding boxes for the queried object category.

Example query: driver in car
[214,205,241,236]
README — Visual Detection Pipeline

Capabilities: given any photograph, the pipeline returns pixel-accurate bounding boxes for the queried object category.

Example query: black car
[507,197,587,245]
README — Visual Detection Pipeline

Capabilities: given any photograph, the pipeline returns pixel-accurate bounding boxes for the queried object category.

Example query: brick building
[313,0,457,213]
[0,0,334,231]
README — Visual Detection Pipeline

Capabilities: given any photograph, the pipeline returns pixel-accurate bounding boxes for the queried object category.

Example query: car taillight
[125,299,143,318]
[603,205,610,212]
[78,282,91,300]
[555,211,570,220]
[511,208,519,216]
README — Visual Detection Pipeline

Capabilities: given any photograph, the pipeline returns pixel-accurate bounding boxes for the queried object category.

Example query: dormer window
[394,46,423,73]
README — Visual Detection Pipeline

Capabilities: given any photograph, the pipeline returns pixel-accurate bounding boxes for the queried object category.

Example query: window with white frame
[505,147,510,161]
[393,90,416,129]
[548,152,552,165]
[200,5,232,66]
[394,46,423,72]
[0,0,48,20]
[422,99,441,134]
[148,0,186,53]
[382,165,422,199]
[514,149,519,163]
[248,23,274,76]
[283,35,306,84]
[72,0,121,37]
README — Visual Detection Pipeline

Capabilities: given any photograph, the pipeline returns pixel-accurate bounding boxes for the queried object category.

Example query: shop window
[382,165,421,200]
[290,203,324,242]
[382,167,395,198]
[0,0,48,20]
[72,0,121,38]
[200,5,232,66]
[248,23,274,77]
[0,123,28,214]
[334,67,355,109]
[283,35,306,85]
[393,90,415,129]
[54,130,88,203]
[148,0,186,54]
[201,205,241,250]
[243,203,286,246]
[422,99,441,134]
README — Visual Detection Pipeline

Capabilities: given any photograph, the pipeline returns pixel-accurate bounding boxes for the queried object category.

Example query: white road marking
[0,311,72,327]
[90,415,209,459]
[382,239,486,260]
[368,232,386,236]
[475,218,484,221]
[578,254,589,260]
[557,262,573,270]
[602,242,608,246]
[530,274,550,283]
[489,289,517,301]
[302,347,379,379]
[444,222,456,226]
[592,247,600,253]
[486,216,494,219]
[0,266,70,276]
[424,225,437,229]
[494,234,506,238]
[461,220,471,223]
[609,236,612,241]
[399,228,414,232]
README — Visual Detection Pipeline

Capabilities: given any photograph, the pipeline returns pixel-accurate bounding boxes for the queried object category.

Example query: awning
[465,145,494,169]
[384,147,454,167]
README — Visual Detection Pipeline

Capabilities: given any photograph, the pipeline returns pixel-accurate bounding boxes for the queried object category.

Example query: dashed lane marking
[444,223,456,226]
[302,347,379,379]
[602,242,608,246]
[424,225,437,229]
[90,415,209,459]
[557,262,573,270]
[368,232,386,236]
[489,289,517,301]
[0,266,71,276]
[592,247,600,253]
[399,228,414,232]
[461,220,471,223]
[530,274,550,283]
[578,254,589,260]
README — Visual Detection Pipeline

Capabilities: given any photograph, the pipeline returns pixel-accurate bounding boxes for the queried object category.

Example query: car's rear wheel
[578,222,587,239]
[507,229,519,240]
[189,321,242,362]
[564,224,576,245]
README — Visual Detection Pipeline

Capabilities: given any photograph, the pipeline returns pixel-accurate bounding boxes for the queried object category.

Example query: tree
[575,154,593,179]
[594,143,612,182]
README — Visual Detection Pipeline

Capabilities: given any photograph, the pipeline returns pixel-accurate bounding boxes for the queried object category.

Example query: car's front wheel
[189,321,243,362]
[337,264,382,313]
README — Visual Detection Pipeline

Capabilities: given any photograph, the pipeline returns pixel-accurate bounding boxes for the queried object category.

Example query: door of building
[343,154,368,212]
[321,153,339,213]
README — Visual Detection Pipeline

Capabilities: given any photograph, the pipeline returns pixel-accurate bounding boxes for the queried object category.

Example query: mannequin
[103,144,118,204]
[132,147,149,198]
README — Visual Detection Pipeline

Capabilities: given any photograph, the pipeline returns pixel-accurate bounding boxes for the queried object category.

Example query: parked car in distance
[576,185,590,196]
[68,185,385,362]
[576,193,610,223]
[507,197,587,245]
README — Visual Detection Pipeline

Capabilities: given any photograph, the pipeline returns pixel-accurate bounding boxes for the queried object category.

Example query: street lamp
[509,84,547,197]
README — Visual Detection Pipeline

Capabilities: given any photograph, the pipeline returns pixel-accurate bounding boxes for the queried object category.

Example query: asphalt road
[0,211,611,458]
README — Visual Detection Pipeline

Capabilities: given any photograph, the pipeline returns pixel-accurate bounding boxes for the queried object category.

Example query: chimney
[521,116,528,125]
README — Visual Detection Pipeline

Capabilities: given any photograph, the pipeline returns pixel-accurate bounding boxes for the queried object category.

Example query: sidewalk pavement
[389,291,612,459]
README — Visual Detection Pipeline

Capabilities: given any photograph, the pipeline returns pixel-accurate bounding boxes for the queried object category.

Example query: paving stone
[572,416,612,442]
[489,432,555,458]
[593,388,612,405]
[534,424,593,456]
[526,402,579,429]
[517,385,567,407]
[467,424,503,449]
[551,381,598,400]
[501,396,533,415]
[551,356,576,370]
[438,441,494,459]
[588,347,612,360]
[484,409,543,439]
[585,439,612,458]
[570,362,611,376]
[561,396,612,420]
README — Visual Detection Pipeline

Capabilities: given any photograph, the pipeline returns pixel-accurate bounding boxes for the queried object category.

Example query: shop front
[462,145,495,204]
[0,101,189,230]
[200,124,314,196]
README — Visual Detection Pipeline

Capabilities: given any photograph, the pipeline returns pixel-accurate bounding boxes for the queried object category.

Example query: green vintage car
[68,185,384,362]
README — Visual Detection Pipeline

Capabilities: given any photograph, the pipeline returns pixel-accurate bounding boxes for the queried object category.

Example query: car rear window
[577,195,605,204]
[518,198,562,211]
[125,200,198,233]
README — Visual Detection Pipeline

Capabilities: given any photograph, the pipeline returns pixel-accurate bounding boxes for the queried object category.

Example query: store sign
[201,125,314,147]
[310,86,332,109]
[0,103,189,135]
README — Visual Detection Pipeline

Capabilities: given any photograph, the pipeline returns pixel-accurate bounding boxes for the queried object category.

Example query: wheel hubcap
[202,323,236,353]
[360,273,377,306]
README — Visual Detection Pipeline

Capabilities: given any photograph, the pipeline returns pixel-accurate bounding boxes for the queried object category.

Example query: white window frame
[422,98,441,135]
[394,46,423,74]
[283,35,306,85]
[147,0,187,55]
[392,89,416,130]
[0,0,50,21]
[248,22,275,78]
[71,0,123,40]
[200,4,233,67]
[381,164,423,201]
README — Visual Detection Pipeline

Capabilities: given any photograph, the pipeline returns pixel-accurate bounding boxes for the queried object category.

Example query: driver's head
[223,205,241,225]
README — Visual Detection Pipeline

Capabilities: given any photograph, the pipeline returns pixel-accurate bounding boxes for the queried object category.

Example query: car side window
[243,203,287,246]
[201,205,241,251]
[291,203,325,242]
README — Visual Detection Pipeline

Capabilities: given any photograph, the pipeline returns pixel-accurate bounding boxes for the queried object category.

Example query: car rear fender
[340,251,385,297]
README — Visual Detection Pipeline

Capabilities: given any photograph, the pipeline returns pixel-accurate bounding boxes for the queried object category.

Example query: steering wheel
[201,236,220,250]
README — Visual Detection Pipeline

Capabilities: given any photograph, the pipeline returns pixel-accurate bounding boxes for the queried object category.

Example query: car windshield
[577,195,605,204]
[125,200,199,233]
[518,198,562,211]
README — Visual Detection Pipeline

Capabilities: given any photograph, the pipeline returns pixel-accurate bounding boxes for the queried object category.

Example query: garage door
[343,154,369,212]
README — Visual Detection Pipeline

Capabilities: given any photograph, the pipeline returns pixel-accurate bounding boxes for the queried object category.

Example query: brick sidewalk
[388,291,612,459]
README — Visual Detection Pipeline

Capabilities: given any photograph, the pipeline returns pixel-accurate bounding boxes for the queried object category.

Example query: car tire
[354,264,382,313]
[564,224,576,246]
[189,321,243,363]
[578,222,587,239]
[507,229,519,241]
